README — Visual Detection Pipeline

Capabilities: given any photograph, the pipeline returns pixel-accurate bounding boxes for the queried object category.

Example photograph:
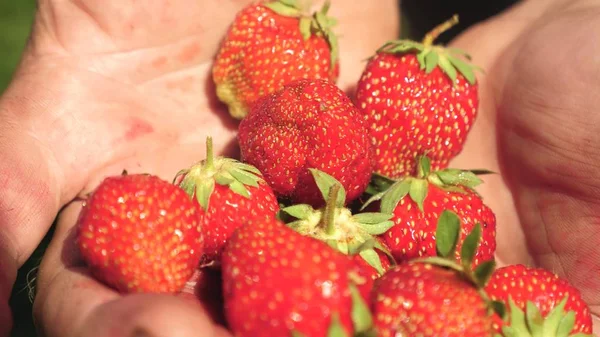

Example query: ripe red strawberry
[77,173,203,293]
[279,168,395,298]
[371,262,493,337]
[485,264,594,335]
[222,217,373,337]
[238,78,375,207]
[355,14,480,178]
[174,137,279,266]
[363,155,496,268]
[370,215,497,336]
[213,0,339,119]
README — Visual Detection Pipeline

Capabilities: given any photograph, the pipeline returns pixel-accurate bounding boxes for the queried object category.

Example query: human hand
[0,0,399,336]
[3,0,599,335]
[447,0,600,333]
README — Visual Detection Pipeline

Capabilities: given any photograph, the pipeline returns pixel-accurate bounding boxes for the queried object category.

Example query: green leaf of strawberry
[279,169,395,277]
[371,14,480,87]
[473,260,496,288]
[349,283,373,334]
[264,0,303,17]
[326,313,350,337]
[498,295,595,337]
[379,179,411,214]
[413,209,501,318]
[265,0,339,67]
[435,210,461,258]
[365,155,492,208]
[358,249,384,275]
[280,204,315,220]
[460,222,482,271]
[409,178,428,212]
[349,212,392,224]
[309,168,346,208]
[195,178,215,210]
[435,168,484,188]
[175,137,266,211]
[364,172,396,196]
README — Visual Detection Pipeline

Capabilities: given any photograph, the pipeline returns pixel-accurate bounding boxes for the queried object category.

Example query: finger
[489,0,600,328]
[446,0,558,267]
[34,202,229,337]
[77,294,232,337]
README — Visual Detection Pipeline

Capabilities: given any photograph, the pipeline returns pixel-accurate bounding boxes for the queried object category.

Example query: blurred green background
[1,0,517,336]
[0,0,35,92]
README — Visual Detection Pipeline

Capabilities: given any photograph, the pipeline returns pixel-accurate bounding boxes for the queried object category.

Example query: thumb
[496,0,600,329]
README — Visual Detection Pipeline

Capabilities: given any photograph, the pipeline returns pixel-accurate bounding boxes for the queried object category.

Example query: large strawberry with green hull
[221,216,373,337]
[238,78,375,208]
[356,14,480,178]
[213,0,339,120]
[369,210,499,336]
[363,155,496,268]
[278,168,396,298]
[77,172,203,294]
[485,264,594,336]
[174,137,279,266]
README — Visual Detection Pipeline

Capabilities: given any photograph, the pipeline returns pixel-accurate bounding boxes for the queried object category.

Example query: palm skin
[450,0,600,332]
[0,0,597,336]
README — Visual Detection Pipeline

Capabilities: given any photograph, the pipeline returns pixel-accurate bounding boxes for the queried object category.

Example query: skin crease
[0,0,598,336]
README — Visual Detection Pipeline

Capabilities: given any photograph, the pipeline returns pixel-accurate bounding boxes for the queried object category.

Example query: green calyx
[415,210,494,289]
[279,168,396,275]
[374,14,482,86]
[173,136,265,211]
[412,209,502,317]
[497,296,594,337]
[362,155,494,213]
[264,0,339,68]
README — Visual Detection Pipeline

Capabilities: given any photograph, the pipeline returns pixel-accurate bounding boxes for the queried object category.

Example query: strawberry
[221,217,373,337]
[372,262,493,337]
[278,168,395,298]
[370,211,498,336]
[238,78,375,207]
[76,172,203,293]
[174,137,279,266]
[212,0,339,120]
[363,155,496,268]
[485,264,594,336]
[355,14,480,178]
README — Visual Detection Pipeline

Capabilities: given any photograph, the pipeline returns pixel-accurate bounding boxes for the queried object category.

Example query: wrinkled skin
[0,0,598,336]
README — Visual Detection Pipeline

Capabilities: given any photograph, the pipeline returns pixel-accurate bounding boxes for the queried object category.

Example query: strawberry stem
[205,136,215,170]
[322,184,341,235]
[422,14,459,47]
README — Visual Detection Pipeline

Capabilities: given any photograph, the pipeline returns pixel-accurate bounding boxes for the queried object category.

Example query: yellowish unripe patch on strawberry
[212,0,339,119]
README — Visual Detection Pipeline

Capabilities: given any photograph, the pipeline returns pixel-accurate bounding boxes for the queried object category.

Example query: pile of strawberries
[75,1,595,336]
